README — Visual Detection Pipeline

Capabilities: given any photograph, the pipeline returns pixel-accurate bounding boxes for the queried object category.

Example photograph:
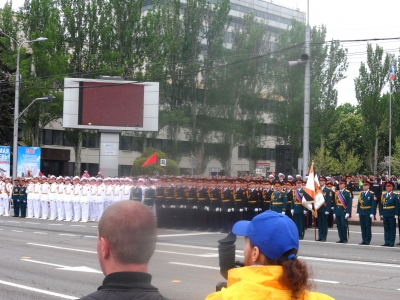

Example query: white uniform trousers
[57,201,65,221]
[81,202,89,222]
[3,198,10,216]
[88,202,96,221]
[97,202,104,221]
[64,202,73,221]
[27,197,34,218]
[73,202,81,221]
[0,197,5,216]
[49,199,57,220]
[33,199,41,218]
[41,200,49,219]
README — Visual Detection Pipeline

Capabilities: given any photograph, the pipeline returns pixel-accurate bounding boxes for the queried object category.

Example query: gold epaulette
[369,191,374,194]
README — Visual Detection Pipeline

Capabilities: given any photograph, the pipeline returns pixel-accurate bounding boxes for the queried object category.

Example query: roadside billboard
[0,146,11,177]
[17,146,41,177]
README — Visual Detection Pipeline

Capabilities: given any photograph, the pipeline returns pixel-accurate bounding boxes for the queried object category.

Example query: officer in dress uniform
[175,179,186,228]
[285,181,294,219]
[208,180,221,232]
[64,177,74,222]
[0,175,5,216]
[49,175,58,220]
[132,180,143,202]
[80,177,90,223]
[245,181,260,221]
[316,177,332,242]
[56,177,65,221]
[143,180,156,208]
[326,180,335,228]
[220,180,233,233]
[380,181,398,247]
[11,178,21,217]
[155,179,166,228]
[88,177,97,221]
[233,180,245,223]
[165,179,176,228]
[32,176,41,219]
[291,179,306,239]
[334,180,352,243]
[196,180,209,230]
[345,175,355,218]
[270,182,287,215]
[185,179,197,230]
[19,178,27,218]
[72,176,82,222]
[371,178,383,220]
[40,176,50,220]
[261,181,273,212]
[357,180,376,245]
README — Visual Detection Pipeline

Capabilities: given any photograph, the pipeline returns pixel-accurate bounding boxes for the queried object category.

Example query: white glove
[162,205,166,208]
[254,208,258,212]
[303,210,307,215]
[370,214,374,219]
[258,208,262,211]
[244,207,248,211]
[356,213,359,217]
[239,209,243,212]
[215,207,219,212]
[345,213,349,219]
[291,209,294,215]
[331,207,334,210]
[231,208,234,212]
[180,205,184,209]
[396,215,398,218]
[193,206,197,209]
[333,214,336,220]
[325,211,329,215]
[205,206,209,211]
[282,211,285,215]
[228,208,231,213]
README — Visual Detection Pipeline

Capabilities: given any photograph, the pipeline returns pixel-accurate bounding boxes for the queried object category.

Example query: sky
[5,0,400,106]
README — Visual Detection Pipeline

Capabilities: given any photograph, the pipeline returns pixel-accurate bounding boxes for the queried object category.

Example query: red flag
[141,153,157,167]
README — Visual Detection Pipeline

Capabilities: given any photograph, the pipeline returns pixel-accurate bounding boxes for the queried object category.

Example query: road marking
[59,234,76,236]
[328,229,383,235]
[156,250,218,257]
[84,235,96,238]
[312,279,340,284]
[299,255,400,268]
[48,224,63,226]
[70,225,85,227]
[11,230,23,233]
[301,240,400,249]
[7,221,19,223]
[169,262,220,270]
[21,258,102,273]
[25,222,40,225]
[157,242,217,251]
[27,243,96,254]
[33,232,47,235]
[0,280,77,299]
[158,232,220,238]
[91,225,98,228]
[0,229,3,230]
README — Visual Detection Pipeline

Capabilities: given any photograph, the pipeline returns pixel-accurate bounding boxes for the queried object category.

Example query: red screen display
[79,82,144,127]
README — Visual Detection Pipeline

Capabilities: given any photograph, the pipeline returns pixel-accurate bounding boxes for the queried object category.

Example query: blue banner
[0,146,11,177]
[17,146,41,177]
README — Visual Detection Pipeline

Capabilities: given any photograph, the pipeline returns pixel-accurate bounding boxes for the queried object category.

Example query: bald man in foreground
[79,201,168,300]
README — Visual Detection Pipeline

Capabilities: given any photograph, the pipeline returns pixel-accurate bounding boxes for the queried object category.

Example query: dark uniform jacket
[357,190,376,216]
[317,186,332,213]
[292,188,304,214]
[79,272,168,300]
[334,189,352,216]
[380,192,399,218]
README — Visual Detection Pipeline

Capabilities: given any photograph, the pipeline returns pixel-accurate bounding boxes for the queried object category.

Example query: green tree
[312,140,337,175]
[354,43,389,174]
[332,142,362,175]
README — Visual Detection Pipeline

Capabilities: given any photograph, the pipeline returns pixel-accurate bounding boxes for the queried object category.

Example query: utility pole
[303,0,311,179]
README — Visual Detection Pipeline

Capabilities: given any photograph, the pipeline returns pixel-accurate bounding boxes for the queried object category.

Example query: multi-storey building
[38,0,305,177]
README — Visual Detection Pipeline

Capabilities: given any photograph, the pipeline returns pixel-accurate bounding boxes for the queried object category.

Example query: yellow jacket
[205,266,334,300]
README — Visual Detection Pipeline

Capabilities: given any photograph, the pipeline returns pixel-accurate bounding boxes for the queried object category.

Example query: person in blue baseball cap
[205,211,333,300]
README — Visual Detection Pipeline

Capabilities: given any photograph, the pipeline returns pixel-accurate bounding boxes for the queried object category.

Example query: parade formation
[0,172,399,247]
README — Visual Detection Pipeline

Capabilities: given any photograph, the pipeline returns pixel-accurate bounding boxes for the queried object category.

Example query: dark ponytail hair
[265,249,313,299]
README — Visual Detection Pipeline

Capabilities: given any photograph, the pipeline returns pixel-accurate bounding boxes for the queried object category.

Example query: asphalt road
[1,216,400,300]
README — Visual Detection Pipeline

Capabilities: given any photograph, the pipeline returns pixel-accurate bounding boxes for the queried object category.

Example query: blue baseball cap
[232,211,299,260]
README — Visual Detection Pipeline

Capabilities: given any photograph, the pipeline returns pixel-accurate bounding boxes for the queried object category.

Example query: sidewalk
[347,192,383,227]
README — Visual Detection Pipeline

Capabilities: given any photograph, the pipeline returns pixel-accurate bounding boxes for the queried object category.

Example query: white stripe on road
[299,255,400,268]
[169,262,220,270]
[84,235,96,238]
[328,229,383,235]
[27,243,96,254]
[33,232,47,235]
[25,222,40,225]
[59,234,76,236]
[11,230,23,233]
[301,240,400,249]
[21,259,66,268]
[0,280,77,299]
[157,242,217,251]
[312,279,340,284]
[156,250,217,257]
[48,224,63,226]
[70,225,85,227]
[158,232,220,238]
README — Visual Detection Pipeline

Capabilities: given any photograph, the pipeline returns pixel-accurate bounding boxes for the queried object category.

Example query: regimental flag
[313,174,326,212]
[141,153,157,167]
[302,162,315,213]
[390,63,396,81]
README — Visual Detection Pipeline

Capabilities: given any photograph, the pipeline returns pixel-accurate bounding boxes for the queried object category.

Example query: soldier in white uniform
[80,178,90,222]
[56,177,65,221]
[104,177,113,210]
[4,177,13,217]
[64,177,73,221]
[0,175,5,216]
[123,179,131,201]
[32,176,42,219]
[48,175,58,220]
[72,176,82,222]
[112,178,122,203]
[96,178,105,221]
[40,176,50,219]
[26,177,34,218]
[89,177,97,221]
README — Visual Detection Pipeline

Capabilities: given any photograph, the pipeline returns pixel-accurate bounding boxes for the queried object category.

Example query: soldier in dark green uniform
[270,182,287,215]
[291,179,306,239]
[316,177,332,242]
[380,181,398,247]
[19,178,27,218]
[334,180,352,243]
[11,178,21,217]
[185,179,197,230]
[356,180,376,245]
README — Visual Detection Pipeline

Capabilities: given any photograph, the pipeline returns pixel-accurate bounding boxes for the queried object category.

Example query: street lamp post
[0,28,47,179]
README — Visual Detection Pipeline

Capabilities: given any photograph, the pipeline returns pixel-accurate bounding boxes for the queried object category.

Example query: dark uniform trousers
[164,187,176,227]
[334,190,352,242]
[19,186,27,218]
[155,187,166,228]
[196,188,209,230]
[185,187,197,230]
[208,190,220,232]
[381,192,398,246]
[12,186,21,217]
[175,187,186,228]
[233,189,245,223]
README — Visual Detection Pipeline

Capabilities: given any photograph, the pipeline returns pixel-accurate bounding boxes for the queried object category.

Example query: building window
[119,135,141,152]
[83,132,99,148]
[263,124,278,136]
[53,130,63,146]
[68,162,75,176]
[153,139,168,151]
[118,165,132,177]
[43,129,53,145]
[238,146,248,159]
[179,141,190,154]
[81,163,99,176]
